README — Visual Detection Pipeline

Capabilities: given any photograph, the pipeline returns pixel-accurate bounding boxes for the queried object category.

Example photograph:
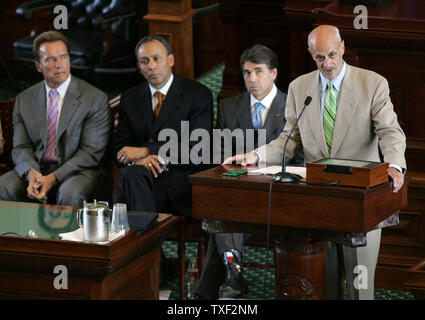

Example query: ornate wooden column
[218,0,243,99]
[274,236,326,300]
[144,0,197,79]
[284,0,334,81]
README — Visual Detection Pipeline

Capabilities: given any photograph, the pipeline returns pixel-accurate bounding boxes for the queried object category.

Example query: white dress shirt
[250,84,277,127]
[149,73,174,111]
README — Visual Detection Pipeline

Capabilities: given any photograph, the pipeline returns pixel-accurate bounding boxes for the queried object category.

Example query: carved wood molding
[276,274,318,300]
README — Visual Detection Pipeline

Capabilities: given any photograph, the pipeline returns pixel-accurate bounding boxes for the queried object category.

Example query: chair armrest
[109,95,121,110]
[16,0,64,19]
[109,95,121,131]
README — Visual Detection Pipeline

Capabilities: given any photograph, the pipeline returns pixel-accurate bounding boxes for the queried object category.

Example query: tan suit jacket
[256,64,406,169]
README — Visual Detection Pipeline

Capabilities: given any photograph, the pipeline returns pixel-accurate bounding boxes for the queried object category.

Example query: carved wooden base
[274,236,326,300]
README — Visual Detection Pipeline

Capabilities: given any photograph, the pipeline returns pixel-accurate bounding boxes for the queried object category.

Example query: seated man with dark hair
[0,31,111,207]
[113,35,213,216]
[196,44,302,299]
[113,35,213,286]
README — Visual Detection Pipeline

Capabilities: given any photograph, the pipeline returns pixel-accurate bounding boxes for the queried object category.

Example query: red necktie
[153,91,164,118]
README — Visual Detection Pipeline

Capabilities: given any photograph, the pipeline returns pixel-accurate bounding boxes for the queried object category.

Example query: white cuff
[254,151,262,163]
[389,163,404,174]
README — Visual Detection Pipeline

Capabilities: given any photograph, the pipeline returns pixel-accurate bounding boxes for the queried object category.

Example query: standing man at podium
[223,25,406,300]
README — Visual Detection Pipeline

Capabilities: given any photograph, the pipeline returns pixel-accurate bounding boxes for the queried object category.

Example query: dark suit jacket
[113,74,213,214]
[216,88,302,163]
[12,75,111,183]
[114,74,213,169]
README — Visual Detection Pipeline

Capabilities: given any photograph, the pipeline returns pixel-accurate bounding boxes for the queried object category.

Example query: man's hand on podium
[222,152,259,167]
[388,167,404,193]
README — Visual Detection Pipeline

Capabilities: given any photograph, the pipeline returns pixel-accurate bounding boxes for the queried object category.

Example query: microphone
[272,96,312,183]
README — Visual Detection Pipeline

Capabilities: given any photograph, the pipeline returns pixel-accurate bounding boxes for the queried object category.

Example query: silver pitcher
[76,200,111,242]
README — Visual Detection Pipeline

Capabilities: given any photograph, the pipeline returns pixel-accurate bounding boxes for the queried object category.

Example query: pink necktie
[43,89,59,162]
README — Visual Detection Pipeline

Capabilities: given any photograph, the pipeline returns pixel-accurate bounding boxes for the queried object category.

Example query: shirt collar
[250,84,277,109]
[44,74,71,99]
[320,61,346,93]
[149,73,174,97]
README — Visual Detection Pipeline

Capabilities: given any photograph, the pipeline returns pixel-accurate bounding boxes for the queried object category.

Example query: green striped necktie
[323,81,337,154]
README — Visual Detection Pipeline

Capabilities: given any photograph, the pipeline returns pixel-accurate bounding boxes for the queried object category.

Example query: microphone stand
[273,96,312,183]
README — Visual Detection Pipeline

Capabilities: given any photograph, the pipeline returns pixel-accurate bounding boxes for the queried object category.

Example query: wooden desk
[190,165,408,299]
[0,201,176,299]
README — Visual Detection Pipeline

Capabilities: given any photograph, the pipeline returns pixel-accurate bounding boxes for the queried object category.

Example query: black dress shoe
[219,250,249,298]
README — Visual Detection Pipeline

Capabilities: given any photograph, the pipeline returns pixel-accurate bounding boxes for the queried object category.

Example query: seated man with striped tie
[0,31,111,207]
[113,35,213,219]
[196,45,302,299]
[113,35,213,286]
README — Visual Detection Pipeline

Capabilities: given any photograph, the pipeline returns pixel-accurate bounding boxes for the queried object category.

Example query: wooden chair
[167,216,206,300]
[0,99,15,174]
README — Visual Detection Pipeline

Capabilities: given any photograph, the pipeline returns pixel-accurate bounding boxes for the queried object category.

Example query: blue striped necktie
[323,81,337,154]
[252,102,264,131]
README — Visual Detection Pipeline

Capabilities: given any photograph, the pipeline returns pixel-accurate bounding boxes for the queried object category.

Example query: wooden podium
[189,165,409,299]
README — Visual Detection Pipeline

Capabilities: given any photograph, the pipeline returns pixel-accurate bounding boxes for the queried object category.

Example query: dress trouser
[0,164,102,207]
[357,229,381,300]
[116,165,193,285]
[326,229,381,300]
[115,164,192,217]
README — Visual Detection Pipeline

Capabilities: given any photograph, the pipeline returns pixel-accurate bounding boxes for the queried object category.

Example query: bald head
[308,25,345,80]
[308,25,342,49]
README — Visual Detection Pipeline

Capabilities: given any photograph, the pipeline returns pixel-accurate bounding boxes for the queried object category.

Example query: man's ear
[168,53,175,68]
[272,68,278,81]
[35,60,42,73]
[340,40,345,55]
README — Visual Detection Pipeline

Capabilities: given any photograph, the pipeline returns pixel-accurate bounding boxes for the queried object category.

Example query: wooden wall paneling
[218,0,295,99]
[192,0,224,77]
[376,172,425,290]
[144,0,197,79]
[0,0,53,61]
[284,0,335,81]
[218,0,243,98]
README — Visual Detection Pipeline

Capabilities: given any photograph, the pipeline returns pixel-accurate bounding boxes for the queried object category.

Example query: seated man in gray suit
[0,31,111,207]
[196,44,301,299]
